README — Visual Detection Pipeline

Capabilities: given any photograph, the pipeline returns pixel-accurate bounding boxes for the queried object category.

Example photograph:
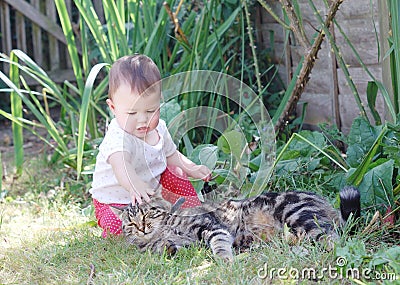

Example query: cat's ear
[109,205,124,217]
[170,197,185,213]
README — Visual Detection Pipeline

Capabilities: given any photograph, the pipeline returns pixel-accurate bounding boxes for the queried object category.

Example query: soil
[0,118,50,181]
[0,106,62,164]
[0,120,47,156]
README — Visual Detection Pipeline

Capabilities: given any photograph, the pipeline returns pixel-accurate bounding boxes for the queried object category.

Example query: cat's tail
[339,186,361,222]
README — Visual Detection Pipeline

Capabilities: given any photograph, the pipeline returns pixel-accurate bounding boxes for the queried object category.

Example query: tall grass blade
[143,8,168,59]
[9,52,24,175]
[0,70,69,155]
[54,0,84,91]
[0,109,60,151]
[206,7,241,51]
[272,57,304,126]
[10,50,67,105]
[243,0,263,123]
[323,0,395,123]
[80,16,90,74]
[389,0,400,114]
[366,81,382,125]
[76,63,109,177]
[104,0,130,59]
[0,52,61,102]
[72,0,111,63]
[346,125,388,186]
[273,133,348,172]
[375,80,396,123]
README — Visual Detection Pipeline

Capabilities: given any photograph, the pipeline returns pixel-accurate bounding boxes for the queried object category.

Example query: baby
[90,54,211,237]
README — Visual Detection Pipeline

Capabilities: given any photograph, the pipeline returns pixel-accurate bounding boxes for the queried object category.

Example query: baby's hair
[108,54,161,99]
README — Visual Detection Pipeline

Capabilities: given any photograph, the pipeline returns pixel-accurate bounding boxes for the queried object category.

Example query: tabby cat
[111,186,360,261]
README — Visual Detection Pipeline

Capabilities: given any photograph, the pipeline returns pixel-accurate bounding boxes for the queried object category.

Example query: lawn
[1,156,398,285]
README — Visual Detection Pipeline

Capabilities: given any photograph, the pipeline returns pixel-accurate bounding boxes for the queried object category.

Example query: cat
[111,186,360,261]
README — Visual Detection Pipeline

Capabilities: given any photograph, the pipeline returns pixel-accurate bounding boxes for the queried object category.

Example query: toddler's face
[107,82,160,139]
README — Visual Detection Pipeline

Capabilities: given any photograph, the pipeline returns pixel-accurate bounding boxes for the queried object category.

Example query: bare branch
[279,0,311,51]
[275,0,344,133]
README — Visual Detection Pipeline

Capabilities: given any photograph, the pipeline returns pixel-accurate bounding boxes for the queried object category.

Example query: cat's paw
[164,241,178,256]
[218,252,234,263]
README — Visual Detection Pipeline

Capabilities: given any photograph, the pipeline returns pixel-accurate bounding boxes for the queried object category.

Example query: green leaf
[388,0,400,116]
[160,100,181,125]
[217,130,247,161]
[0,69,69,155]
[375,80,397,123]
[54,0,85,91]
[346,117,382,168]
[382,126,400,168]
[356,159,394,212]
[249,154,262,171]
[275,131,348,173]
[77,63,109,177]
[346,124,388,186]
[366,81,382,125]
[189,144,218,170]
[291,131,326,156]
[278,150,301,162]
[213,168,241,186]
[9,52,24,175]
[335,239,367,269]
[371,246,400,267]
[104,0,130,58]
[71,0,111,63]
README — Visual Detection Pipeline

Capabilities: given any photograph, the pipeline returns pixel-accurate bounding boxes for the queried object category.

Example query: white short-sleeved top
[90,118,176,204]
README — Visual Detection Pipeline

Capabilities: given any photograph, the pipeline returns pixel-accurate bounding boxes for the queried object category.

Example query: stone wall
[256,0,385,133]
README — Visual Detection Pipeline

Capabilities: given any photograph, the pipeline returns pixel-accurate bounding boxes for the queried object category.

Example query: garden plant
[0,0,399,284]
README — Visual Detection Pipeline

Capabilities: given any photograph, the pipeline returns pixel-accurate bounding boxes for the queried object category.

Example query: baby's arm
[108,151,155,204]
[167,151,211,181]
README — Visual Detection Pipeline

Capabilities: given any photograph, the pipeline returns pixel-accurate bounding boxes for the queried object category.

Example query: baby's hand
[130,187,155,205]
[189,165,212,182]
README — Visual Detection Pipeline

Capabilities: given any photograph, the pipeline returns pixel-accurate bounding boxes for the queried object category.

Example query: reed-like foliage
[1,0,398,212]
[388,0,400,115]
[0,51,71,157]
[9,52,23,175]
[256,0,399,215]
[1,1,275,177]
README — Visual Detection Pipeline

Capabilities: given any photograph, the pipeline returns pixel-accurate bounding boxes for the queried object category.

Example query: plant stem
[9,52,24,175]
[279,0,310,51]
[312,0,368,124]
[273,133,348,172]
[242,0,264,122]
[257,0,291,30]
[164,2,190,46]
[388,0,400,114]
[274,0,344,133]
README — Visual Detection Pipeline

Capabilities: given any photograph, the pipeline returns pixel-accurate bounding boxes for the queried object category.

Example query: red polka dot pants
[93,199,127,238]
[93,166,201,238]
[160,165,201,208]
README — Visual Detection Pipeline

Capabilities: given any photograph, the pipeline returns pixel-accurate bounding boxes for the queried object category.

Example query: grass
[0,157,399,284]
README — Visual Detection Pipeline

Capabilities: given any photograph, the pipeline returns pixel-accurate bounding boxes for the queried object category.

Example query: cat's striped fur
[111,186,360,261]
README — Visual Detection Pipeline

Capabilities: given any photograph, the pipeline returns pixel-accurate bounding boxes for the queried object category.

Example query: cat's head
[110,197,185,241]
